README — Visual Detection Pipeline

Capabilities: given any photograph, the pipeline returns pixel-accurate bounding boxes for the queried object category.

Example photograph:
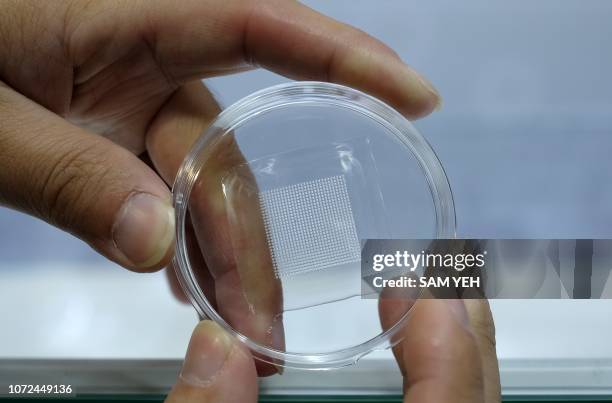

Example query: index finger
[147,82,285,376]
[69,0,441,119]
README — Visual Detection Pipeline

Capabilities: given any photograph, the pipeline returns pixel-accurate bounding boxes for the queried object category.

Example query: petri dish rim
[171,81,457,369]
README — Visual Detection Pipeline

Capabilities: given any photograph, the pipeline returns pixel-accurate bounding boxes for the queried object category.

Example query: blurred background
[1,0,611,396]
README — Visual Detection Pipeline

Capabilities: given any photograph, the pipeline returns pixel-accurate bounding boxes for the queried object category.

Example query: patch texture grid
[259,175,361,279]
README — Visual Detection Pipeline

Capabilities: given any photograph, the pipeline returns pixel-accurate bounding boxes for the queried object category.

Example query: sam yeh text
[372,275,480,289]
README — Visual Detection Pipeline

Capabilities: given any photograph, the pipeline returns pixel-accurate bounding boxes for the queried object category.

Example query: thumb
[380,298,485,403]
[167,320,258,403]
[0,82,174,271]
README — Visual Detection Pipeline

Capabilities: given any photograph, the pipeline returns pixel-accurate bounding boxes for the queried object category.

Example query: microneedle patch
[259,175,361,279]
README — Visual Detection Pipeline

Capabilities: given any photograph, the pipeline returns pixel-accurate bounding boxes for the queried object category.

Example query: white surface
[4,258,612,362]
[0,262,196,359]
[1,250,612,393]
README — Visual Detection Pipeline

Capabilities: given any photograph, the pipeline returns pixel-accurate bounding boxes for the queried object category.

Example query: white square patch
[259,175,361,279]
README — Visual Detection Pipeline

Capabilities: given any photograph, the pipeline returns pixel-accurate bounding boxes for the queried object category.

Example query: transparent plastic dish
[172,81,455,370]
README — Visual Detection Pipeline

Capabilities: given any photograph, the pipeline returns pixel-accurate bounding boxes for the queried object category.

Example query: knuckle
[476,318,497,349]
[38,139,117,230]
[61,0,97,61]
[346,28,398,59]
[470,303,497,350]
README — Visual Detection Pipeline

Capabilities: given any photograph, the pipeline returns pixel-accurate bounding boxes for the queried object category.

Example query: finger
[464,299,501,403]
[147,82,285,375]
[145,81,220,184]
[0,81,174,272]
[166,320,258,403]
[165,220,217,306]
[165,265,190,304]
[67,0,441,119]
[380,299,485,403]
[190,136,285,375]
[378,288,418,377]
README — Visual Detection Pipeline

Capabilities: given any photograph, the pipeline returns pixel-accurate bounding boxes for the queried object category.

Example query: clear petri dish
[172,81,455,370]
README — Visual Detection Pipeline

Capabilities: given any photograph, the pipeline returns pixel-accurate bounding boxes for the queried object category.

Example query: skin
[168,299,500,403]
[0,0,500,400]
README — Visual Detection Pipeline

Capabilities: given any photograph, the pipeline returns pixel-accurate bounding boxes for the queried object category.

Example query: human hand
[0,0,441,376]
[0,0,439,270]
[165,320,259,402]
[380,298,501,403]
[164,298,500,403]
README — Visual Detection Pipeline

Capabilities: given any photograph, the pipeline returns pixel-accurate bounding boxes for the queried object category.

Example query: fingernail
[408,67,443,111]
[273,362,284,375]
[270,319,285,375]
[267,314,284,347]
[395,63,443,117]
[112,192,175,268]
[434,96,443,111]
[180,321,233,387]
[446,299,470,327]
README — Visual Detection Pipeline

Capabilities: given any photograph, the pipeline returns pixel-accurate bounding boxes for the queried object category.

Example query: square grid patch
[259,175,361,279]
